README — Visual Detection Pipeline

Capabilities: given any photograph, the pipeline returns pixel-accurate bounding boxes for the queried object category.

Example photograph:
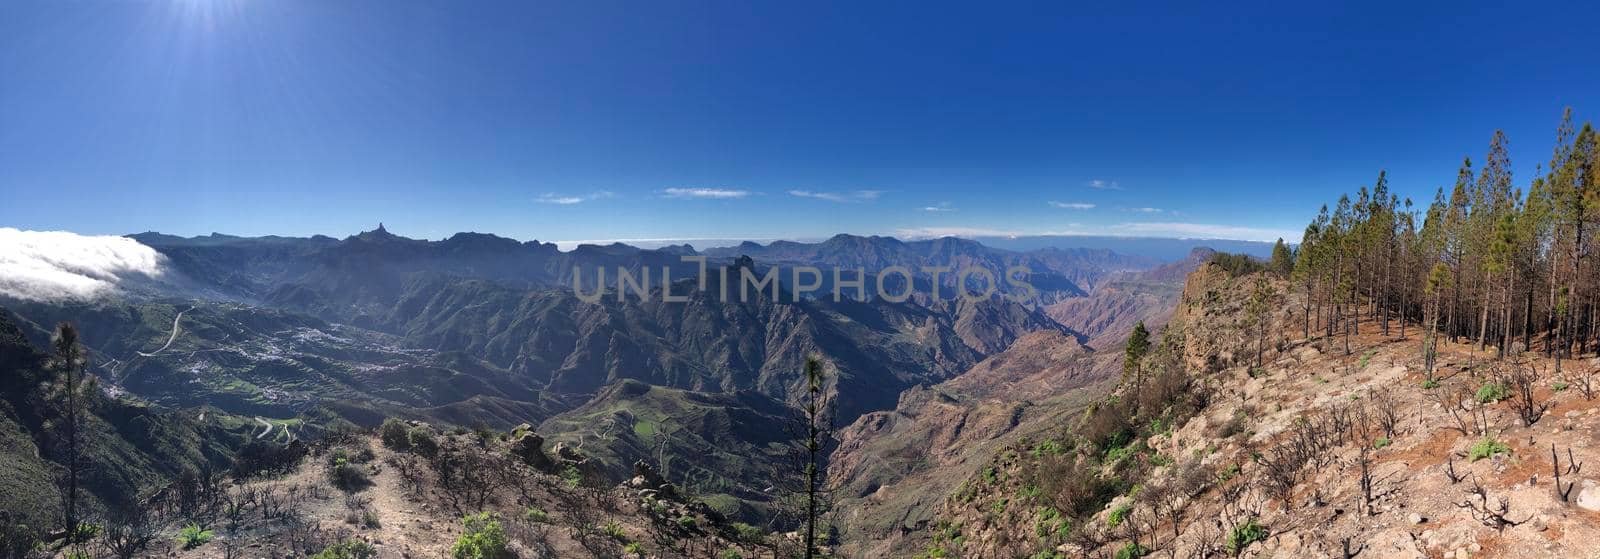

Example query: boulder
[628,459,678,499]
[507,430,550,470]
[1577,480,1600,512]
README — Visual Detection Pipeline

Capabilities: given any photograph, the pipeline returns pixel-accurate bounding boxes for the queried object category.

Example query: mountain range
[0,227,1202,539]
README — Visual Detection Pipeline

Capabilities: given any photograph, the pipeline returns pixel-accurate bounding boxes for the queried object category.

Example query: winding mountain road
[137,307,190,357]
[255,417,275,439]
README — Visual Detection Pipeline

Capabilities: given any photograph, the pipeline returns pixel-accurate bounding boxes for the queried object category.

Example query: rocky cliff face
[828,331,1118,556]
[827,249,1207,556]
[1043,247,1208,348]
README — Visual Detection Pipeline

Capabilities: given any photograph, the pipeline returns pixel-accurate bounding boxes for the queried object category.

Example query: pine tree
[1286,111,1600,375]
[1473,131,1514,351]
[1488,210,1518,358]
[1396,197,1419,340]
[1425,263,1452,380]
[1269,238,1294,278]
[1124,321,1152,404]
[796,357,830,559]
[1293,209,1328,339]
[47,322,95,541]
[1248,275,1274,368]
[1280,111,1593,374]
[1444,158,1474,341]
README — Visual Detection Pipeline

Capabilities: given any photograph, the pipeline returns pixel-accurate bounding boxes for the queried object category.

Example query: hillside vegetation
[911,258,1600,558]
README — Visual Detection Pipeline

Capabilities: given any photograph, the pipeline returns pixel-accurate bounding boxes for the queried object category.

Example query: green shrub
[1476,382,1508,403]
[1553,382,1569,392]
[561,464,584,489]
[720,549,744,559]
[1034,507,1070,539]
[1031,439,1066,457]
[1114,541,1148,559]
[1373,437,1391,449]
[522,507,549,524]
[1468,437,1510,462]
[1034,518,1054,538]
[313,540,379,559]
[450,513,509,559]
[1104,442,1143,464]
[1148,416,1172,436]
[1421,379,1441,389]
[408,428,439,458]
[327,455,371,492]
[1225,519,1266,555]
[69,522,100,544]
[379,419,412,451]
[676,515,697,528]
[624,542,645,556]
[1215,464,1240,484]
[732,522,766,542]
[1106,503,1133,527]
[602,520,627,541]
[176,524,213,550]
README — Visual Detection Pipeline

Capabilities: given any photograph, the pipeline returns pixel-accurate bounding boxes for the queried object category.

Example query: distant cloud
[536,191,615,205]
[921,202,957,212]
[0,228,169,302]
[664,187,751,199]
[788,189,881,203]
[1127,207,1165,213]
[1087,179,1122,190]
[1049,201,1095,210]
[1111,222,1298,242]
[894,226,1021,239]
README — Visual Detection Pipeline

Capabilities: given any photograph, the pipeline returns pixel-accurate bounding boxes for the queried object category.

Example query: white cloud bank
[0,228,168,302]
[1049,201,1095,209]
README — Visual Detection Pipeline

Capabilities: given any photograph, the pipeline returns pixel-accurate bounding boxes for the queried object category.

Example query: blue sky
[3,1,1599,247]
